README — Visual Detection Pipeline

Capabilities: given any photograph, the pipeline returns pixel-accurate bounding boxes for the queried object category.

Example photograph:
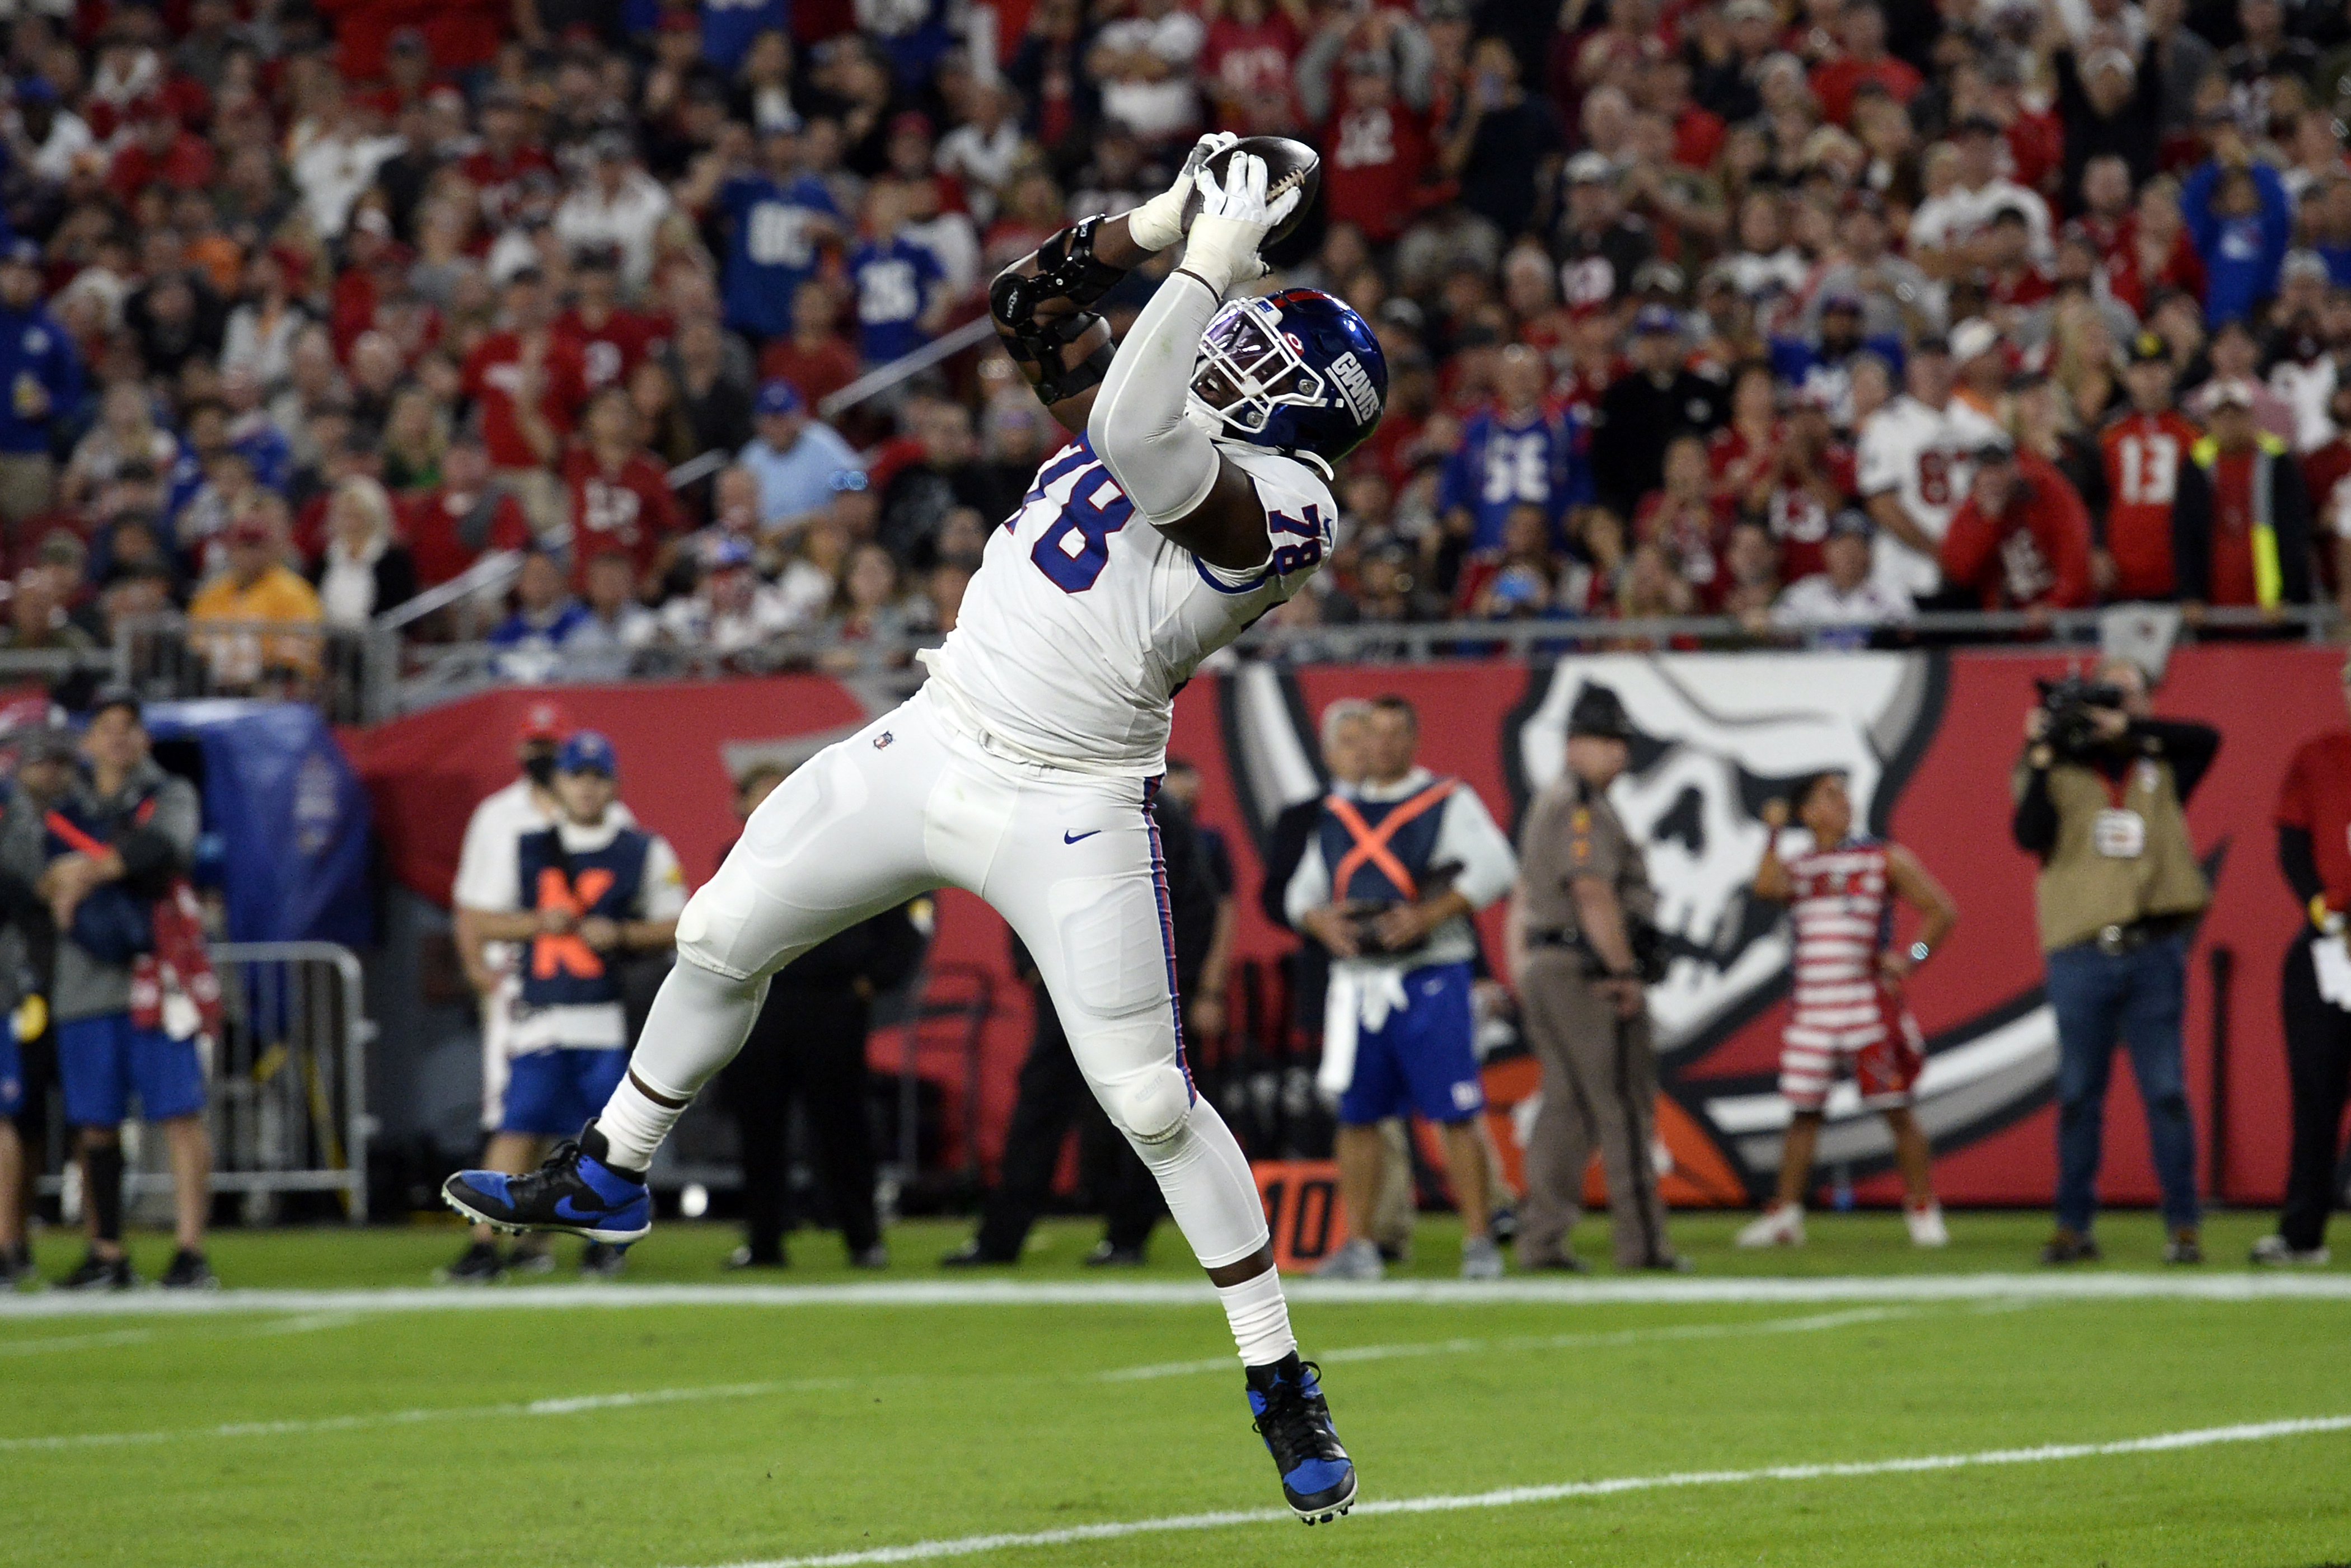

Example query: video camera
[2035,673,2129,759]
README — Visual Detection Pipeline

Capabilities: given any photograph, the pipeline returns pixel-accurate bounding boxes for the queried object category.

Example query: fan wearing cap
[2097,333,2200,601]
[1556,151,1656,304]
[1770,289,1904,429]
[656,534,800,657]
[1936,431,2095,612]
[738,379,863,534]
[185,515,326,688]
[1772,506,1916,642]
[448,731,683,1283]
[2169,379,2317,613]
[0,238,82,527]
[1591,304,1729,520]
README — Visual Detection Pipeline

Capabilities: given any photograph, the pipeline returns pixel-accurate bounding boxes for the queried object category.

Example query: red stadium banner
[350,645,2343,1207]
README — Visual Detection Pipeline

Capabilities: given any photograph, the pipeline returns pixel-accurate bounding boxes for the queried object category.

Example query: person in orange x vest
[448,731,684,1281]
[1285,695,1520,1281]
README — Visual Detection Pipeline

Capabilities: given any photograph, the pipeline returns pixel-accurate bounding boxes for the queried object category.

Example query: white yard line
[1100,1306,1912,1380]
[1,1377,848,1454]
[676,1413,2351,1568]
[2,1271,2347,1321]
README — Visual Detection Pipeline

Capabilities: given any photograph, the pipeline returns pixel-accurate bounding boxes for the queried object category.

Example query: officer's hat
[1567,683,1635,741]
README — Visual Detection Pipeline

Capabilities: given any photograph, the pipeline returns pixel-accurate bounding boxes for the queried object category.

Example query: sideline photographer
[1287,695,1519,1281]
[2013,658,2216,1266]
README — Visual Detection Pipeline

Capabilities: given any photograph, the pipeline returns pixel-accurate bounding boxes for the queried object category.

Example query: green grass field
[6,1212,2349,1568]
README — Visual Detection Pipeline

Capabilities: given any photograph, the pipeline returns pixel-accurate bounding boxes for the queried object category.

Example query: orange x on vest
[1327,780,1455,902]
[531,866,615,980]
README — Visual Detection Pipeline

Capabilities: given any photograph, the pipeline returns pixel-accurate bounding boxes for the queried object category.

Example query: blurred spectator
[569,550,661,678]
[1593,306,1729,520]
[1636,433,1733,608]
[402,439,533,591]
[1773,507,1913,645]
[1441,36,1560,243]
[695,123,843,345]
[878,399,992,567]
[1910,115,2054,274]
[2180,123,2292,323]
[556,248,667,397]
[554,132,675,292]
[1858,336,2002,608]
[66,386,181,513]
[1308,48,1435,245]
[1089,0,1206,144]
[2299,381,2351,619]
[658,535,800,661]
[1939,434,2096,612]
[850,180,951,367]
[1439,344,1585,556]
[2099,332,2200,601]
[741,380,861,537]
[488,546,592,680]
[462,270,588,537]
[220,250,311,392]
[564,386,685,593]
[0,240,82,528]
[188,515,325,689]
[758,283,861,411]
[0,565,97,653]
[2171,381,2316,613]
[817,541,915,673]
[309,476,416,630]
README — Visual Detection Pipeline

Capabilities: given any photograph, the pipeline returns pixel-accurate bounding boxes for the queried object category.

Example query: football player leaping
[444,139,1385,1525]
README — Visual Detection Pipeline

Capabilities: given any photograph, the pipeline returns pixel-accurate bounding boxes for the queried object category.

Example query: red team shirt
[2278,731,2351,917]
[458,145,558,234]
[462,332,589,470]
[1321,101,1432,243]
[400,486,533,588]
[1781,838,1923,1109]
[1708,423,1855,582]
[554,308,667,393]
[563,448,682,584]
[2099,410,2200,599]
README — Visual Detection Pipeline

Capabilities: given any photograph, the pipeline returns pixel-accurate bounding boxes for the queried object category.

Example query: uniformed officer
[1511,683,1683,1273]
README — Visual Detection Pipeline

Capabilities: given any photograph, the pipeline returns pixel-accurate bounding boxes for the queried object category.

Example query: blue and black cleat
[443,1121,651,1245]
[1245,1353,1357,1524]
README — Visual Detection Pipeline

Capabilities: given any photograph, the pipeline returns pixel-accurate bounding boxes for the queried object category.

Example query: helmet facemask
[1186,297,1328,439]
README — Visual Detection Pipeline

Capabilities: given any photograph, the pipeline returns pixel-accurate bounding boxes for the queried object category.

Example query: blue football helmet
[1187,288,1388,464]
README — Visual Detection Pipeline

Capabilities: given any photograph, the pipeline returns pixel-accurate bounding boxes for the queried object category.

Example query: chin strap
[991,216,1128,405]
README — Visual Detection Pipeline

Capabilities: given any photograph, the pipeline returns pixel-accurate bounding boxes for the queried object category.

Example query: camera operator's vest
[2028,756,2208,952]
[1317,778,1457,908]
[516,823,652,1010]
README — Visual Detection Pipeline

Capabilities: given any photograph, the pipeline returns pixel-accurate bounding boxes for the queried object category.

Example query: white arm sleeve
[1435,787,1520,912]
[1284,836,1332,929]
[1086,271,1226,529]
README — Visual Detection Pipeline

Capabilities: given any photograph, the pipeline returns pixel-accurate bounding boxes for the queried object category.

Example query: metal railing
[38,941,375,1223]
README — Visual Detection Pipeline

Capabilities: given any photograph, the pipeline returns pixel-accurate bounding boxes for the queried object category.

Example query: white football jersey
[1856,395,2003,596]
[922,435,1334,774]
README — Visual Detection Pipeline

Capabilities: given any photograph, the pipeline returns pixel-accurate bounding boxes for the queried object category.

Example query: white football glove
[1182,152,1301,295]
[1126,132,1239,253]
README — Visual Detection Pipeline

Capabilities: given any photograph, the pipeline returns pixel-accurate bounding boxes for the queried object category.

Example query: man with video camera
[2012,657,2216,1265]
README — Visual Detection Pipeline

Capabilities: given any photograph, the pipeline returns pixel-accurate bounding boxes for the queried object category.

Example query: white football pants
[622,687,1271,1269]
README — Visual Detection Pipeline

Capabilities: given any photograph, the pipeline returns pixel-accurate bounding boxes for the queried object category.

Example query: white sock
[1216,1268,1297,1368]
[596,960,770,1172]
[597,1074,686,1173]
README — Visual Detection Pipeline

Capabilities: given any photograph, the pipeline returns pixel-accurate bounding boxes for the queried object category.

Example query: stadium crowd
[0,0,2339,693]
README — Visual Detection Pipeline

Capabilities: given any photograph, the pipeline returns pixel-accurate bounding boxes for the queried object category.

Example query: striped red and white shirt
[1785,839,1893,1046]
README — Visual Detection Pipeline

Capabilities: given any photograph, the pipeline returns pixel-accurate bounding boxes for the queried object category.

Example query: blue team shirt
[0,303,81,457]
[1436,407,1590,551]
[700,0,790,70]
[850,236,943,365]
[719,173,839,341]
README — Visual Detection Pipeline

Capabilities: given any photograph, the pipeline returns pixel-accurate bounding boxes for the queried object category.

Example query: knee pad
[1106,1063,1192,1146]
[673,874,757,981]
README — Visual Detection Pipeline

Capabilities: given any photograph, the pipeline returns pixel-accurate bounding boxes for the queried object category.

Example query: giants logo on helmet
[1329,353,1379,424]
